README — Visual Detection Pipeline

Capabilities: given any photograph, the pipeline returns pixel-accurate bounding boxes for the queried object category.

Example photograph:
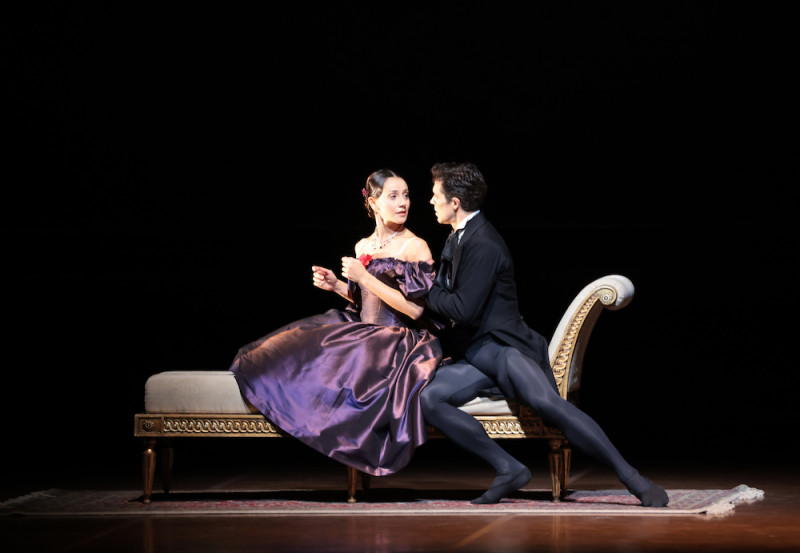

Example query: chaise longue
[134,274,635,504]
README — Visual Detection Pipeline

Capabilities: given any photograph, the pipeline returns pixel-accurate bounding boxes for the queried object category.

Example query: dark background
[3,3,796,485]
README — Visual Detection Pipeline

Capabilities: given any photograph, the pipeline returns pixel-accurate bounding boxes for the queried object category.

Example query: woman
[229,169,441,476]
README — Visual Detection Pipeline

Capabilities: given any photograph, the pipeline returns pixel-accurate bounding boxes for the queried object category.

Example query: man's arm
[426,241,501,324]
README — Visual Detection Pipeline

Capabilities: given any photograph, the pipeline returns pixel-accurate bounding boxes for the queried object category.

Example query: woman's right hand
[312,266,338,292]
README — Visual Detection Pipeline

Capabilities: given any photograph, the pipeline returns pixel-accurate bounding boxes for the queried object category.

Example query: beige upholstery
[135,274,635,503]
[145,371,259,414]
[144,371,512,416]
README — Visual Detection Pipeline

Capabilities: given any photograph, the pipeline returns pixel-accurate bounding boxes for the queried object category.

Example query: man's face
[430,180,457,227]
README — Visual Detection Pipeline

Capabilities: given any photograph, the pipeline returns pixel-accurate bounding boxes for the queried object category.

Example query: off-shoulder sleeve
[386,260,436,298]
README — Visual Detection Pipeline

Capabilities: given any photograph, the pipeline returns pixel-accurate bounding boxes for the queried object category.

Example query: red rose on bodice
[358,253,372,267]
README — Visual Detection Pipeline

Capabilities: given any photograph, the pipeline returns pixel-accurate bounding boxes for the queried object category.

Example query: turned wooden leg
[561,445,571,493]
[347,466,358,503]
[142,438,157,504]
[161,438,174,494]
[548,438,564,502]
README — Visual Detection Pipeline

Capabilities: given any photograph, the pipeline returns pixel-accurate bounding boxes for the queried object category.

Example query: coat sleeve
[426,239,503,325]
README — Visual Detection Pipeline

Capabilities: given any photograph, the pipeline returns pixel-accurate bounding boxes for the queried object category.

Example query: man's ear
[451,197,461,211]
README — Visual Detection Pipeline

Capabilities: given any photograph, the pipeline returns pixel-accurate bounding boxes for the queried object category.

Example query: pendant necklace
[371,226,403,251]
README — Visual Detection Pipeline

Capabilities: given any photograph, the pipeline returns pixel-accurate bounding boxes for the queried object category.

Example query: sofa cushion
[144,371,513,416]
[145,371,259,414]
[457,395,514,415]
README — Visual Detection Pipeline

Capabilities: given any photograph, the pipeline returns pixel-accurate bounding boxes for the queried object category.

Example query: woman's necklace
[370,226,403,251]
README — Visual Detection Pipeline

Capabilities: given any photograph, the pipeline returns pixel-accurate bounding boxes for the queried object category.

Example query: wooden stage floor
[2,440,797,553]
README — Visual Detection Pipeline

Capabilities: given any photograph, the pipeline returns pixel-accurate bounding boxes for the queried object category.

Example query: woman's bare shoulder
[354,237,370,256]
[397,232,433,262]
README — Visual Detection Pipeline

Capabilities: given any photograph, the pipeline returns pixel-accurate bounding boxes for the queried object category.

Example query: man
[422,162,668,507]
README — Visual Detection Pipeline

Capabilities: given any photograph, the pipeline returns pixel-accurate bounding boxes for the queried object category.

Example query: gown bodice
[348,257,435,327]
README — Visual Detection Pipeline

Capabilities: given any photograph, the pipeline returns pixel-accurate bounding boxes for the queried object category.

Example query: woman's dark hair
[430,162,487,212]
[363,168,401,219]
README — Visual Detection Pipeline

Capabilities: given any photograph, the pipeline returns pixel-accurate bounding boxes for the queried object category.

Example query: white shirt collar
[455,210,480,232]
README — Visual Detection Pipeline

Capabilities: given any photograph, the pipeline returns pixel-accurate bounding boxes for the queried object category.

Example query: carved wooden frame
[134,409,569,504]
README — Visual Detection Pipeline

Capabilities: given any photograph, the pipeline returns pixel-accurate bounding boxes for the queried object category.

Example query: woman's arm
[312,265,353,302]
[342,238,433,320]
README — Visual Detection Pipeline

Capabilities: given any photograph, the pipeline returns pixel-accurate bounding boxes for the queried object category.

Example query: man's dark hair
[431,162,487,212]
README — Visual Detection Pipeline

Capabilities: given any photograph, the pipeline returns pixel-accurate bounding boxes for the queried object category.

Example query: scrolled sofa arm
[548,275,635,399]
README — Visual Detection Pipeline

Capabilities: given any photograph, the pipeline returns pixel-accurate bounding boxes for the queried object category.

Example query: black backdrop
[4,3,796,481]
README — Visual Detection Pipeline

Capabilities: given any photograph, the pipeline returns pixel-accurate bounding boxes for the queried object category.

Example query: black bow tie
[441,229,462,262]
[437,229,462,289]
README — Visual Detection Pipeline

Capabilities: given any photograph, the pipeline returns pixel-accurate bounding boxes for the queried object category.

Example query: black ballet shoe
[629,477,669,508]
[470,467,531,505]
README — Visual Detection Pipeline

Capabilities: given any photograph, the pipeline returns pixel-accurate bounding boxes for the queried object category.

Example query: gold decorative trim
[163,417,281,435]
[135,413,562,440]
[597,286,618,306]
[426,415,564,440]
[549,285,616,397]
[481,418,525,436]
[135,414,284,438]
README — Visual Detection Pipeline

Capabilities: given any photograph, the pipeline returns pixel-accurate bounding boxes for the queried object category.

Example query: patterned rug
[0,485,763,517]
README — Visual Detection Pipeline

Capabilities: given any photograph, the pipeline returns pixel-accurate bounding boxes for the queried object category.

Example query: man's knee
[420,382,446,415]
[423,361,493,411]
[422,368,463,413]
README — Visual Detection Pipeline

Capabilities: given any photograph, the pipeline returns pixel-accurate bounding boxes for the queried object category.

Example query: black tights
[465,340,642,487]
[421,360,523,475]
[421,342,645,491]
[421,339,667,505]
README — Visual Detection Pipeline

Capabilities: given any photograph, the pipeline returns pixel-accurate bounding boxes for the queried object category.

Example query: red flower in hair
[358,253,372,267]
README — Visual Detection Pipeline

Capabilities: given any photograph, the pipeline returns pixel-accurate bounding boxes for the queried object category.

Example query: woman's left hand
[341,256,368,283]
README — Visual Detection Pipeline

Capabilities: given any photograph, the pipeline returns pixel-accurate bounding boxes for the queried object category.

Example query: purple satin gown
[229,258,442,476]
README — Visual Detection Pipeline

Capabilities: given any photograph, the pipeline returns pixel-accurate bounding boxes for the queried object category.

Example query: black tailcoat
[426,212,551,378]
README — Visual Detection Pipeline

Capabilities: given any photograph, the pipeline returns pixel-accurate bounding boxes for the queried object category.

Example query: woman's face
[372,177,410,226]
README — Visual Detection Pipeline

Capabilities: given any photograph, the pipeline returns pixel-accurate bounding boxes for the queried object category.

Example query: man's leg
[466,340,669,507]
[420,361,531,504]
